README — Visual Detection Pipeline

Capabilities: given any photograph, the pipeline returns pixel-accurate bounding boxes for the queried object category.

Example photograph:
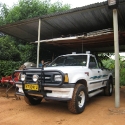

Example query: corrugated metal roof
[0,0,125,52]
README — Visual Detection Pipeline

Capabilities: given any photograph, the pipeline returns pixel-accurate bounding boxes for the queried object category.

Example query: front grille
[23,70,64,87]
[26,73,51,83]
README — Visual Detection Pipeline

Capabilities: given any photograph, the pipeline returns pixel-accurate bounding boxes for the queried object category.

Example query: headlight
[20,74,26,81]
[54,75,62,81]
[33,75,39,82]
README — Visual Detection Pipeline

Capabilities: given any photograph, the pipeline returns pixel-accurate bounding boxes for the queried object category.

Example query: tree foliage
[0,0,70,25]
[0,36,21,61]
[18,43,37,62]
[0,3,9,25]
[102,56,125,86]
[0,60,22,78]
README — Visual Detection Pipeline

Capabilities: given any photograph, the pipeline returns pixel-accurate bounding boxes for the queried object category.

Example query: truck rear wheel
[104,79,113,96]
[68,84,87,114]
[24,95,42,105]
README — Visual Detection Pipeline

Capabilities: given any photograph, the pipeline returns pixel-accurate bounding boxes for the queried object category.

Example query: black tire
[24,95,42,105]
[68,84,87,114]
[104,79,113,96]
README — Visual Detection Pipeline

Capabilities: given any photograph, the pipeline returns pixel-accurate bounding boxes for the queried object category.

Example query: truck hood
[44,66,87,74]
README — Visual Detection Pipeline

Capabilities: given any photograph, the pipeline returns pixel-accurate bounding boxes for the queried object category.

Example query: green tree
[1,0,70,25]
[18,43,37,62]
[0,36,21,61]
[102,56,125,86]
[48,1,70,13]
[0,3,9,25]
[0,36,22,78]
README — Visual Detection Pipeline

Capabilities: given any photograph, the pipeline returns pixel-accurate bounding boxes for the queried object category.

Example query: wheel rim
[78,91,85,108]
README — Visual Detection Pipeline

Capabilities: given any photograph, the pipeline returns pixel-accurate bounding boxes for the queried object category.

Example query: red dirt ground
[0,86,125,125]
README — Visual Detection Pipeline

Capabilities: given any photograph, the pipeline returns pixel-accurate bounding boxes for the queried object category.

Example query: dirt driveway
[0,86,125,125]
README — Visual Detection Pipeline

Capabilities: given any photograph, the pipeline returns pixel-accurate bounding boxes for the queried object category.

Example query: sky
[0,0,105,8]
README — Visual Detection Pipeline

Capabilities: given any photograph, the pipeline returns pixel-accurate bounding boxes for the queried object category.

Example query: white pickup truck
[14,52,113,114]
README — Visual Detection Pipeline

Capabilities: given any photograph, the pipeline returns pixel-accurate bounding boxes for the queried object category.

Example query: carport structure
[0,0,125,53]
[0,0,125,107]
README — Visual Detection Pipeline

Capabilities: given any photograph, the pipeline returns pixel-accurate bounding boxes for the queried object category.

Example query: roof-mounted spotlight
[108,0,119,9]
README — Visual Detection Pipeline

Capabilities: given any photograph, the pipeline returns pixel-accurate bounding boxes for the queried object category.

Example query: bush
[102,57,125,86]
[0,36,21,61]
[0,60,22,79]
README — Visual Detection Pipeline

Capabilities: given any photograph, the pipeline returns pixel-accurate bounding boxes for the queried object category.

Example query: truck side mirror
[89,62,96,68]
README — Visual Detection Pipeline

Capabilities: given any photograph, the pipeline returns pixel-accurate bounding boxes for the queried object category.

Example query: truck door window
[89,56,98,68]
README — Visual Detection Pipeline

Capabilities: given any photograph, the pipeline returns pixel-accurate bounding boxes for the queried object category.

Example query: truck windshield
[48,55,87,67]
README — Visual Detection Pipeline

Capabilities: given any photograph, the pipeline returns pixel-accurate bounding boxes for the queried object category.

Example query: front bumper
[16,83,75,101]
[44,84,74,101]
[14,69,74,101]
[16,82,25,96]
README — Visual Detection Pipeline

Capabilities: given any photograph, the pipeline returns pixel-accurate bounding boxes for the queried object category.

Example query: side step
[88,89,103,98]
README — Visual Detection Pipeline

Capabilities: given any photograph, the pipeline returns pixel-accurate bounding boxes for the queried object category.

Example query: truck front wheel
[68,84,87,114]
[24,95,42,105]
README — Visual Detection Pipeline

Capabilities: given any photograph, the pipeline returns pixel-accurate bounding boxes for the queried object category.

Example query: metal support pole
[113,9,120,108]
[37,19,41,68]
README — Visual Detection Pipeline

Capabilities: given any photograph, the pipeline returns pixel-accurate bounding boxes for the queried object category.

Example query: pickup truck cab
[14,53,113,114]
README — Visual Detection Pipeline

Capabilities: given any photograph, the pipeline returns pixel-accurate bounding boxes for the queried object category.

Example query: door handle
[98,71,100,73]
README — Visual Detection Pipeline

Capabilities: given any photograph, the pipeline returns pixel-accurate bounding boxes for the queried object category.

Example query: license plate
[24,84,39,91]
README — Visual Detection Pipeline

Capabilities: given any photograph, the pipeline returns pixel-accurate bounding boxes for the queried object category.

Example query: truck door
[88,56,103,92]
[98,60,109,86]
